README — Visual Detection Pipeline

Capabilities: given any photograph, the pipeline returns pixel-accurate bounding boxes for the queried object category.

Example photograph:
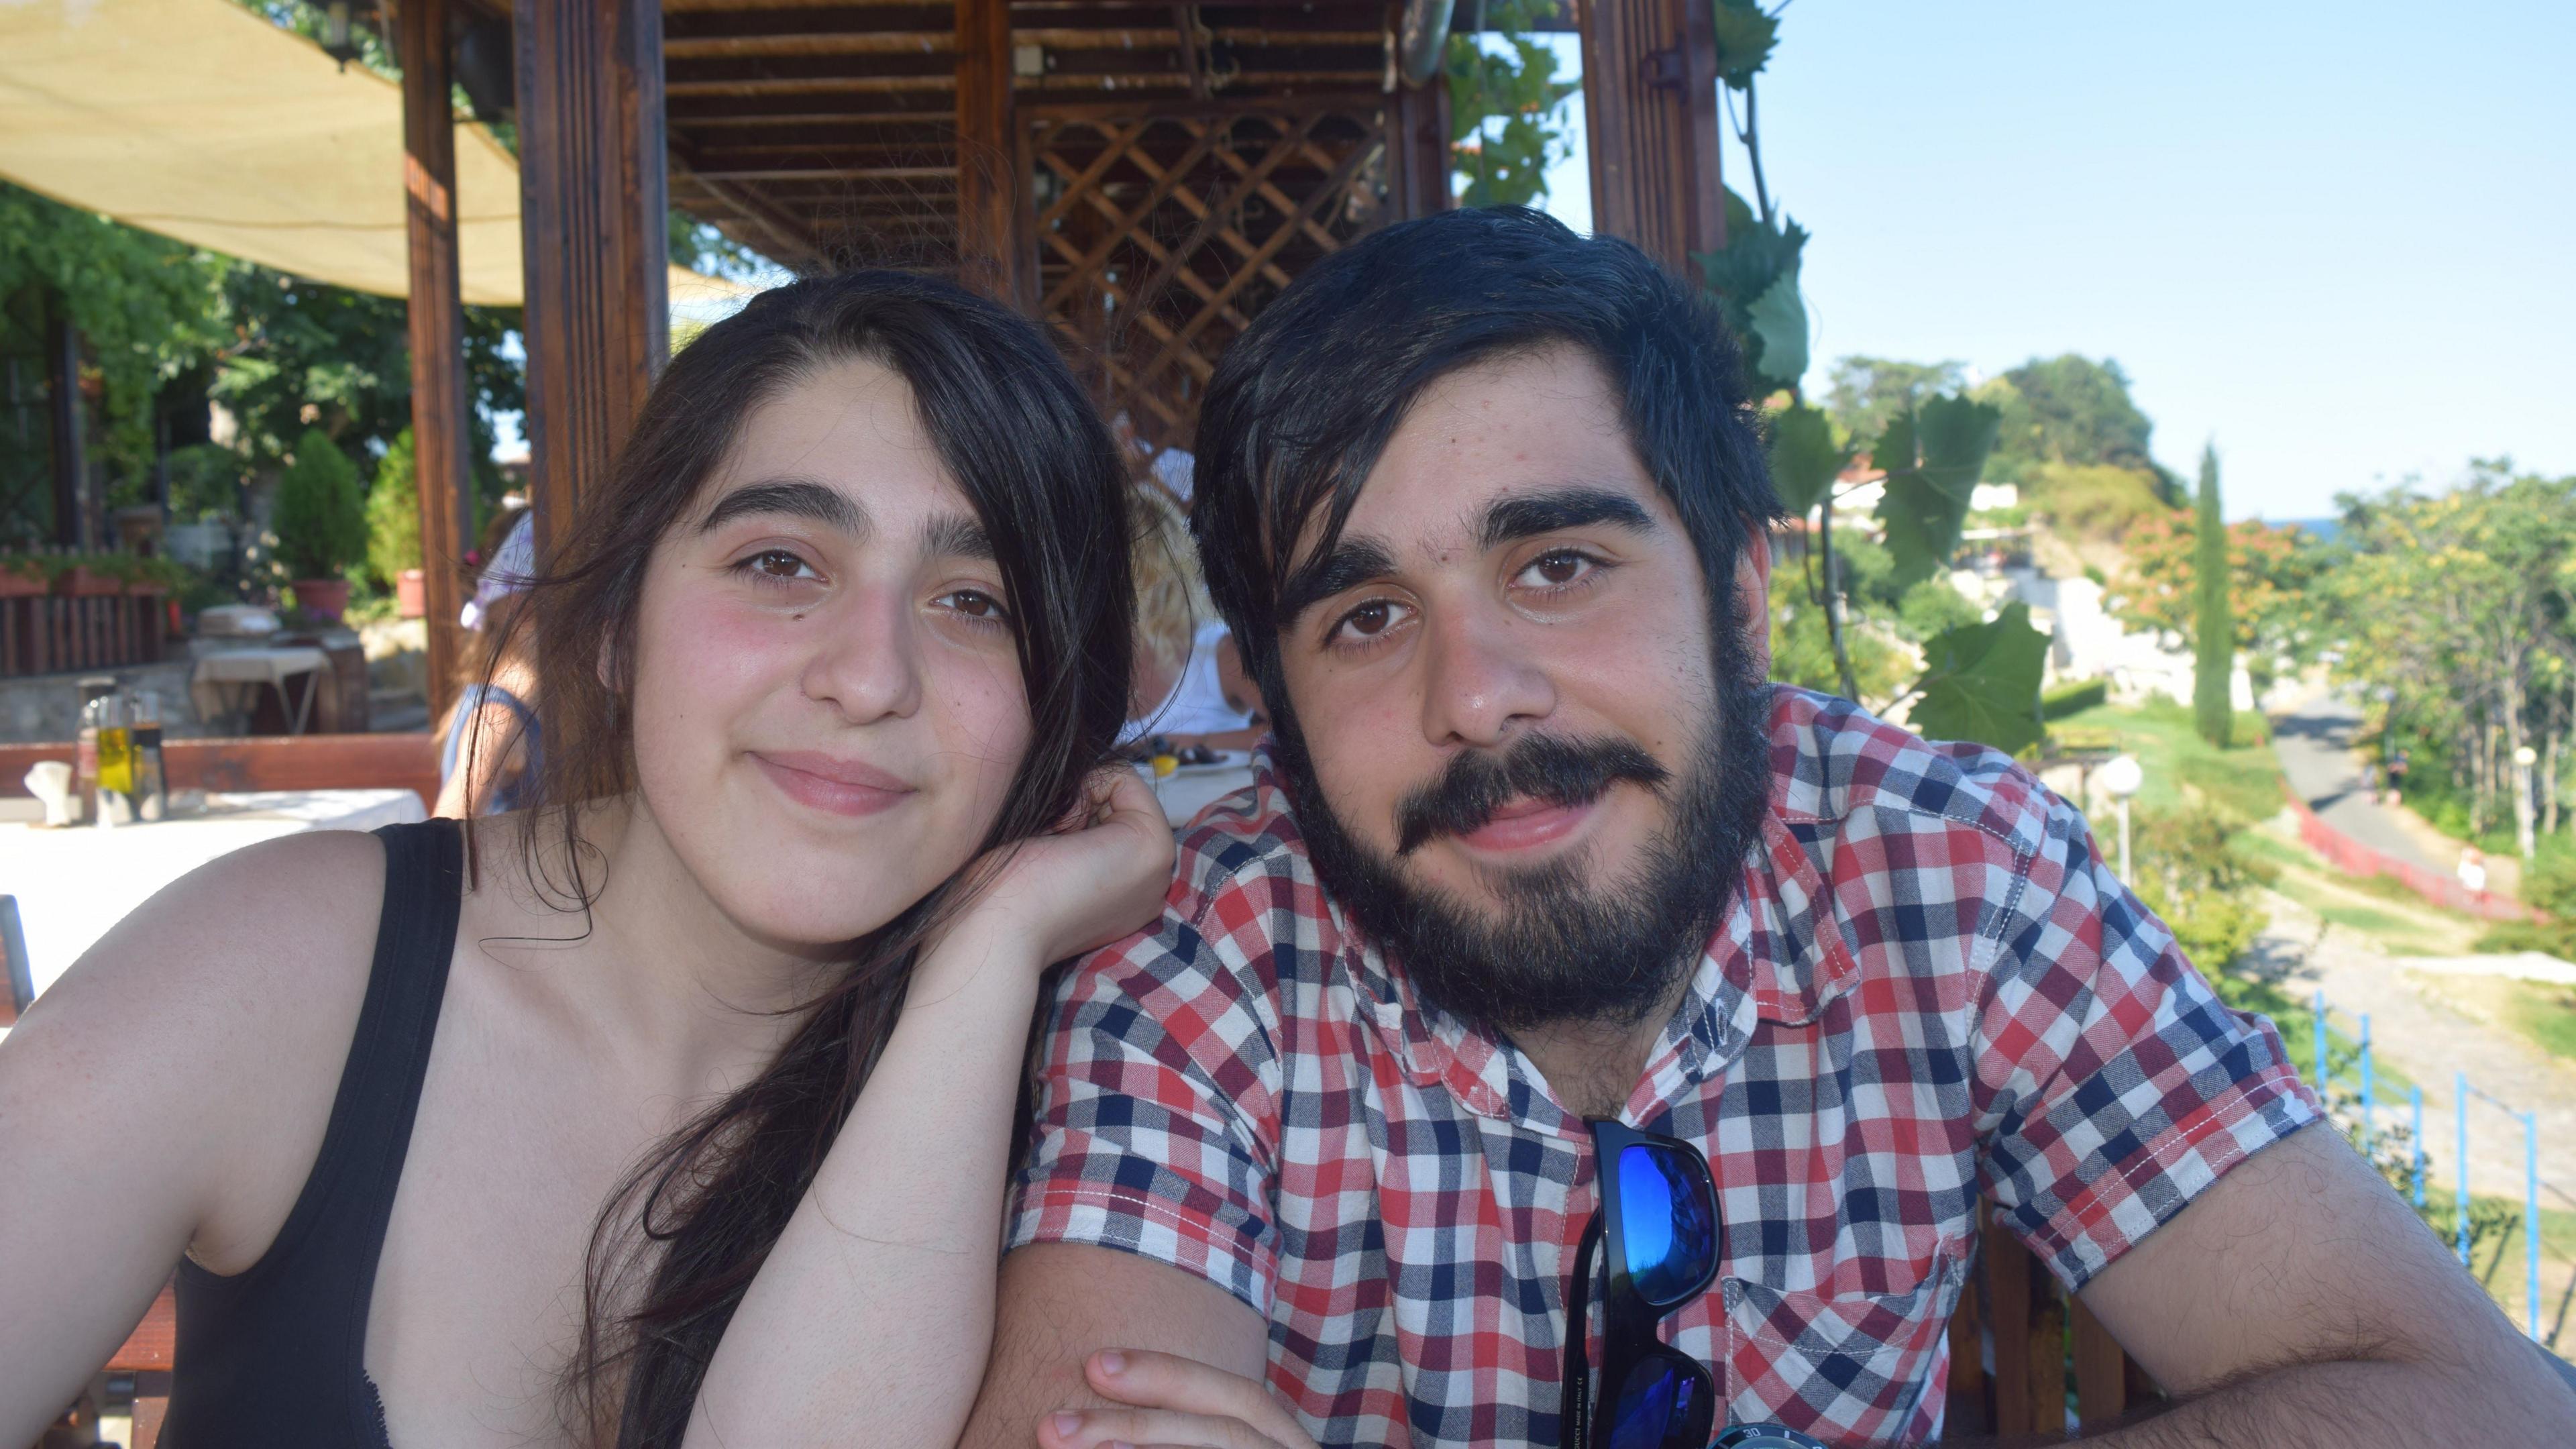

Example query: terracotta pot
[395,567,426,619]
[293,577,353,621]
[0,569,45,598]
[56,565,123,597]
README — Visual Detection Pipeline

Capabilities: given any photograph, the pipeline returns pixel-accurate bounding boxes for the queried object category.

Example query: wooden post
[515,0,669,558]
[47,311,86,549]
[1389,71,1454,221]
[1577,0,1725,274]
[955,0,1028,309]
[401,0,473,722]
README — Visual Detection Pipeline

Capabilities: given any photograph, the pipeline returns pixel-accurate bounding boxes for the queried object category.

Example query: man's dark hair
[1189,205,1782,695]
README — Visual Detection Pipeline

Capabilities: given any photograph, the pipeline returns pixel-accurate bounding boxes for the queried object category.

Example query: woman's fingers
[1036,1405,1288,1449]
[1080,1350,1320,1448]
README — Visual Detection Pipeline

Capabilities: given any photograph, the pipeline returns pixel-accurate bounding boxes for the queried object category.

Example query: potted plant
[54,553,125,596]
[272,426,368,622]
[366,427,427,619]
[0,555,46,598]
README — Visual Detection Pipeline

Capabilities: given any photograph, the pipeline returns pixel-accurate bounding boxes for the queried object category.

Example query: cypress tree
[2192,443,2235,748]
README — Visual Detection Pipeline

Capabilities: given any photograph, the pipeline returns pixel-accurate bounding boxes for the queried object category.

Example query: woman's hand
[1036,1350,1323,1449]
[947,764,1175,969]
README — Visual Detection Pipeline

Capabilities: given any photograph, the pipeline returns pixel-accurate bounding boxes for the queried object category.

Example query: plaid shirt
[1009,687,2317,1447]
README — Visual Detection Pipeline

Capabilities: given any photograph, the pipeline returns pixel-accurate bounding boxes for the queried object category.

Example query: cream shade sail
[0,0,747,309]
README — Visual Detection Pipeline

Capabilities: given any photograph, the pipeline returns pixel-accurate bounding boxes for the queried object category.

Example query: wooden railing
[1945,1203,2159,1438]
[0,586,168,678]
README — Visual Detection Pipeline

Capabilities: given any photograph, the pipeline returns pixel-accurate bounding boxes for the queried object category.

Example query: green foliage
[2053,697,2290,822]
[1894,575,1982,641]
[1697,189,1810,389]
[2131,800,2276,971]
[1825,357,1966,445]
[1909,601,2051,755]
[2522,851,2576,920]
[2016,461,2170,541]
[271,426,368,579]
[2192,446,2236,748]
[0,182,229,502]
[1770,588,1909,702]
[1764,401,1848,517]
[1445,0,1578,208]
[1709,0,1781,88]
[2043,678,2110,719]
[1984,354,2159,479]
[1874,395,2004,590]
[366,427,421,588]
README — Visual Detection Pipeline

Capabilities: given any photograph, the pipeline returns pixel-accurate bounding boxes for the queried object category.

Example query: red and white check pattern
[1010,687,2318,1446]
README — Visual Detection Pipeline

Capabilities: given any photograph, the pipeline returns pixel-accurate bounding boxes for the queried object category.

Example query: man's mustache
[1393,734,1670,855]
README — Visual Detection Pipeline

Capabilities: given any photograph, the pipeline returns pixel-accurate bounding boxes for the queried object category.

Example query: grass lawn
[2399,971,2576,1065]
[2052,698,2284,820]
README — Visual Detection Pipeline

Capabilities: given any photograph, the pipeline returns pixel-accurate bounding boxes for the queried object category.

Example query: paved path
[2273,692,2438,871]
[2247,887,2576,1206]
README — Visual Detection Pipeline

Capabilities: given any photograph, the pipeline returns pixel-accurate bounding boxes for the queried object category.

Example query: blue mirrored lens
[1606,1357,1709,1449]
[1617,1143,1715,1306]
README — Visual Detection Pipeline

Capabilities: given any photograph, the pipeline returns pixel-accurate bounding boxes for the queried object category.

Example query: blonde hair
[1130,482,1207,682]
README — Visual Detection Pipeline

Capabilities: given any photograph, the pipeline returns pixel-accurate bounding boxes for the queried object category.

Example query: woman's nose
[800,584,924,723]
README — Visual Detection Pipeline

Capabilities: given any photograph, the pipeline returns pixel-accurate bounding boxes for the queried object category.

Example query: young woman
[0,272,1171,1447]
[435,508,541,818]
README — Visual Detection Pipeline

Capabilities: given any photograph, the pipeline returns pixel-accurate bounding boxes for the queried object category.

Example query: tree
[366,426,421,588]
[2110,510,2322,689]
[1988,354,2159,476]
[1826,357,1966,443]
[1444,0,1578,208]
[2192,445,2235,747]
[271,426,368,581]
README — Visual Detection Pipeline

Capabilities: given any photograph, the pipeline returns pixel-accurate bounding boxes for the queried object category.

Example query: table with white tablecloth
[0,788,427,1000]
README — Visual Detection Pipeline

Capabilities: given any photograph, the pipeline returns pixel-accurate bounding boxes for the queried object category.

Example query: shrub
[2042,678,2108,720]
[2521,848,2576,920]
[271,427,368,580]
[2131,801,2275,971]
[366,427,421,589]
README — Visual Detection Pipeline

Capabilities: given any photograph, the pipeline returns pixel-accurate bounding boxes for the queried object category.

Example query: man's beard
[1273,635,1774,1038]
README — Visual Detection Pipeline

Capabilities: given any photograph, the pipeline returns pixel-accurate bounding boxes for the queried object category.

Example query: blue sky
[1516,3,2573,521]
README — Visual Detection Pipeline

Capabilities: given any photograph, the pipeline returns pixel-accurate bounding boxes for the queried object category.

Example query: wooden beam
[954,0,1028,307]
[515,0,670,555]
[687,165,957,180]
[1578,0,1724,275]
[400,0,473,722]
[1388,71,1451,220]
[665,31,955,58]
[666,74,956,97]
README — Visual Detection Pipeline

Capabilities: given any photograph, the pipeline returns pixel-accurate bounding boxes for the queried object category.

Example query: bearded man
[959,208,2576,1448]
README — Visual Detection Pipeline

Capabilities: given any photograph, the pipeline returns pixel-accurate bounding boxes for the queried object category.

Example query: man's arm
[958,1243,1271,1449]
[2066,1124,2576,1445]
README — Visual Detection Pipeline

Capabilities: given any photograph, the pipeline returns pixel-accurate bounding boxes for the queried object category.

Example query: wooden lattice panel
[1026,96,1405,450]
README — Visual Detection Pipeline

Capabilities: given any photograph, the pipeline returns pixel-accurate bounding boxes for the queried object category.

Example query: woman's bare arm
[0,833,380,1440]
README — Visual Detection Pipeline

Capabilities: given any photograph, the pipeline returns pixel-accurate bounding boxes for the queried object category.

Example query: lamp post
[2096,753,2145,881]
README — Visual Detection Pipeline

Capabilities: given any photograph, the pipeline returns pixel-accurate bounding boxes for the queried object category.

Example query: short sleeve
[1006,881,1285,1315]
[1974,792,2320,1289]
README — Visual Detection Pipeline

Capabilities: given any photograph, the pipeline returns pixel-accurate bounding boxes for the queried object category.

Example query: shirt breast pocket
[1719,1240,1970,1443]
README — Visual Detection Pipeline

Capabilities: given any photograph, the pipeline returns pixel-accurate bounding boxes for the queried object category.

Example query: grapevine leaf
[1711,0,1780,89]
[1746,266,1809,387]
[1766,402,1847,518]
[1907,601,2051,755]
[1874,394,2002,588]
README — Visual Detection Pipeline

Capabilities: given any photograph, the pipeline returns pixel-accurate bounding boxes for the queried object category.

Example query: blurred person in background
[437,504,541,818]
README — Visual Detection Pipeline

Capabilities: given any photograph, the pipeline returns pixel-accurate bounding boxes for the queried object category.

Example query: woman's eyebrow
[697,479,870,536]
[923,511,994,562]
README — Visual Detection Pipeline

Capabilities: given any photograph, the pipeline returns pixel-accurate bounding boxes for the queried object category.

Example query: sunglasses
[1560,1119,1723,1449]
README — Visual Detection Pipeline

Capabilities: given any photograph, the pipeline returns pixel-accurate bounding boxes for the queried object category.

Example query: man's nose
[801,583,924,724]
[1416,602,1554,749]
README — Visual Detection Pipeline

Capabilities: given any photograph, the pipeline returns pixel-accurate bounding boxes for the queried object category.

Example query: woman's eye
[937,588,1011,624]
[735,547,818,582]
[1517,549,1600,590]
[1330,598,1412,645]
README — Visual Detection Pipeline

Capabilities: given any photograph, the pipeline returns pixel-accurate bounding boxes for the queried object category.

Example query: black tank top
[162,818,464,1447]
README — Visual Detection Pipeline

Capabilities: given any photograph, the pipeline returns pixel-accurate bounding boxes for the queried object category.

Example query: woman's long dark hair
[493,272,1132,1444]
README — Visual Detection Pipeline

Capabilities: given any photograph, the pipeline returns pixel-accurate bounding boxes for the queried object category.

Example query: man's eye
[1518,549,1599,590]
[1332,598,1411,643]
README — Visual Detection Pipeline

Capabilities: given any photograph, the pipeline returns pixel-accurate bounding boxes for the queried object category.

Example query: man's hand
[1035,1350,1320,1449]
[2071,1123,2576,1444]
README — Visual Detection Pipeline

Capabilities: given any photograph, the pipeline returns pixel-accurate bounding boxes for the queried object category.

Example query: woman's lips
[1452,794,1596,853]
[751,751,915,818]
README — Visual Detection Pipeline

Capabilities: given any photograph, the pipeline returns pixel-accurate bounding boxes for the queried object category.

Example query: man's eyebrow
[923,511,994,562]
[1277,535,1400,627]
[696,479,869,536]
[1478,486,1658,550]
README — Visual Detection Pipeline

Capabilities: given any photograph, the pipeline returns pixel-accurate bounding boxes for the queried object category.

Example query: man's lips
[749,751,916,818]
[1449,794,1597,853]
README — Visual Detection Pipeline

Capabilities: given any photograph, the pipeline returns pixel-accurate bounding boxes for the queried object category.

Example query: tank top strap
[166,816,464,1446]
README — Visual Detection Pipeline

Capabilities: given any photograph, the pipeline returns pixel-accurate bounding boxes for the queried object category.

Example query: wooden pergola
[398,0,1725,707]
